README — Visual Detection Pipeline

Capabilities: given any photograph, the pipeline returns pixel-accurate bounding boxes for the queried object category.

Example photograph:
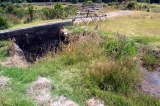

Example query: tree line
[0,0,160,4]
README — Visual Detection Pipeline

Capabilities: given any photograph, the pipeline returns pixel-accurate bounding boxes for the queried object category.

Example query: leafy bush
[64,5,77,17]
[42,8,55,20]
[0,16,9,30]
[27,5,34,21]
[53,2,64,18]
[83,0,94,5]
[5,4,15,13]
[102,33,137,59]
[125,2,138,10]
[0,41,9,60]
[0,2,10,9]
[14,8,27,19]
[108,2,118,6]
[0,7,5,14]
[71,0,78,4]
[42,3,65,19]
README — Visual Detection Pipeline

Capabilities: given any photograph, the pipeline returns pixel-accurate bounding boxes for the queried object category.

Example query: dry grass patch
[88,11,160,37]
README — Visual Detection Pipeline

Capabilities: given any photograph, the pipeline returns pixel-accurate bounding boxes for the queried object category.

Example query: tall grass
[85,57,140,93]
[0,27,160,105]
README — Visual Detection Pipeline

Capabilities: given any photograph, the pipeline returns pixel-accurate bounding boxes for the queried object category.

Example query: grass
[88,11,160,37]
[0,10,160,106]
[0,41,9,60]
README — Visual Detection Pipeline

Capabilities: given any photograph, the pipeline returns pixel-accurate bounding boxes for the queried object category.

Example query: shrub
[53,2,64,18]
[14,3,21,8]
[5,4,15,13]
[0,7,5,14]
[86,57,141,93]
[125,2,138,10]
[14,8,27,19]
[71,0,78,4]
[0,2,10,9]
[42,8,54,19]
[64,5,77,17]
[108,2,118,6]
[42,3,65,19]
[102,33,137,59]
[0,16,9,30]
[27,5,34,21]
[83,0,94,5]
[0,41,9,60]
[8,14,20,24]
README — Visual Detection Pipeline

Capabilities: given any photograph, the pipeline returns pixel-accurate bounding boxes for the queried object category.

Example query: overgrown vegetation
[0,2,77,29]
[102,33,137,59]
[0,24,160,105]
[0,2,160,106]
[141,47,160,71]
[0,15,9,30]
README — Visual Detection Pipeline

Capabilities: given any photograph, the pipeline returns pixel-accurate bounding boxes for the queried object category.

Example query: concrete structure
[0,21,72,61]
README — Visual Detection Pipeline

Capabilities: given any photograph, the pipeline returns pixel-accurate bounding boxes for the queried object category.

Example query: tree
[27,5,34,21]
[72,0,78,4]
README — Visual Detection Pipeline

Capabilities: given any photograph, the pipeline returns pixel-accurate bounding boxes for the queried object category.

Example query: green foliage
[14,8,27,19]
[132,36,160,44]
[42,3,65,20]
[92,0,102,3]
[125,2,138,10]
[54,2,64,19]
[142,48,159,71]
[0,2,11,9]
[71,0,78,4]
[107,1,118,5]
[5,4,15,13]
[0,16,9,30]
[0,90,34,106]
[72,27,85,34]
[27,5,34,21]
[64,5,77,17]
[0,41,9,60]
[41,8,55,20]
[0,7,5,14]
[84,0,94,4]
[86,57,140,93]
[102,34,137,59]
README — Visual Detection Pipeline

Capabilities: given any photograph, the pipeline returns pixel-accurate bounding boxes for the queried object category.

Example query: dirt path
[105,10,132,18]
[74,10,133,25]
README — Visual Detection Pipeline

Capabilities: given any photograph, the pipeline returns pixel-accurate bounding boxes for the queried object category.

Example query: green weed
[0,41,9,60]
[102,34,138,59]
[85,57,140,94]
[132,35,160,45]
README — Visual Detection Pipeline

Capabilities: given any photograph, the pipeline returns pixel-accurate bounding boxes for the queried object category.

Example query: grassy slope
[0,11,160,106]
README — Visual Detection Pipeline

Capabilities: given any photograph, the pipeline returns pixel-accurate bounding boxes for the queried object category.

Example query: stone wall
[0,21,72,62]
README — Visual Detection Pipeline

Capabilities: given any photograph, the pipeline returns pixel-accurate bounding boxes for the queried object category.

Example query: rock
[27,77,78,106]
[51,96,78,106]
[0,38,29,68]
[0,54,29,68]
[27,77,52,105]
[152,48,160,58]
[86,98,104,106]
[0,76,10,89]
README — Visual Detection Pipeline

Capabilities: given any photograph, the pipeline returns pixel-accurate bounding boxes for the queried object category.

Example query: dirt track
[74,10,133,25]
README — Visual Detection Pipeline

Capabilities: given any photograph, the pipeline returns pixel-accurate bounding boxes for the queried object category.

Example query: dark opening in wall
[0,21,72,62]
